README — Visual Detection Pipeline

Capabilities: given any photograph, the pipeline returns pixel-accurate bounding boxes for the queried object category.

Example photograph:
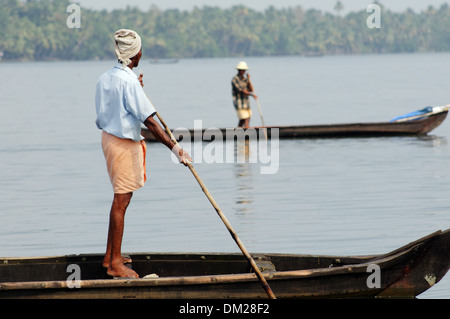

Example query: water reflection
[417,135,448,147]
[234,140,254,215]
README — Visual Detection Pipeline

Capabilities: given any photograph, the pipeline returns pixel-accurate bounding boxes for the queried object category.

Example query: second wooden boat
[141,106,448,142]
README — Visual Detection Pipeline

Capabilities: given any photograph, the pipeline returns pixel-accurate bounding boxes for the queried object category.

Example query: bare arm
[144,115,192,166]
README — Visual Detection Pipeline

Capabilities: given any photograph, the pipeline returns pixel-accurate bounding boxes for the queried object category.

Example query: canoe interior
[0,252,373,283]
[0,229,449,299]
[1,228,448,284]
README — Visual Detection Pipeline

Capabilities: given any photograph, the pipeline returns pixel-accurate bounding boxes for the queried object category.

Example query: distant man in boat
[231,61,257,127]
[95,29,191,278]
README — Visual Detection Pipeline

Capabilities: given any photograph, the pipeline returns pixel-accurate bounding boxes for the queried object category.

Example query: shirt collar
[114,62,137,78]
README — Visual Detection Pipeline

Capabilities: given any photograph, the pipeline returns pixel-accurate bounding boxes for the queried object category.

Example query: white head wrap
[114,29,142,68]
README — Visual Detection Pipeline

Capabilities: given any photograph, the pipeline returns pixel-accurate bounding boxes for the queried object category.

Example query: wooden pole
[153,110,276,299]
[255,97,268,140]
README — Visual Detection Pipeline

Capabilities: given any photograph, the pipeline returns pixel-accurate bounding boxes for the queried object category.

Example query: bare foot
[102,255,132,268]
[107,263,139,278]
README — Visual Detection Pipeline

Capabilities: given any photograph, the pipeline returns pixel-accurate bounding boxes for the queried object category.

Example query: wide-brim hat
[235,61,249,70]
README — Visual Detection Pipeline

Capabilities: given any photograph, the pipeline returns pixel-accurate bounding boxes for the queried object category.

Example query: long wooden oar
[254,97,268,140]
[149,103,276,299]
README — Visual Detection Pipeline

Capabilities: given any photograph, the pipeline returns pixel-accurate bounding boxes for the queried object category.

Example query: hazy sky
[75,0,450,13]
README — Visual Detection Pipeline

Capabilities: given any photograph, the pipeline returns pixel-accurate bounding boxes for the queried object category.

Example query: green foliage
[1,0,450,61]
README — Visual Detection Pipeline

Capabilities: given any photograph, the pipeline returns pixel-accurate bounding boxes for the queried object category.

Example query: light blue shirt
[95,63,156,141]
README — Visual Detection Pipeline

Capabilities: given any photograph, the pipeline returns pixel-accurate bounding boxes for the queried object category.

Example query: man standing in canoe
[231,61,257,127]
[95,29,191,278]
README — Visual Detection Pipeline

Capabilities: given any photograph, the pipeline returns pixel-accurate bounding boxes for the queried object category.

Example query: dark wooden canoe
[0,229,449,299]
[141,107,448,142]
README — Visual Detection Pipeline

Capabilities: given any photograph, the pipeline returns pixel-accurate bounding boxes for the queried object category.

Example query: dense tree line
[1,0,450,61]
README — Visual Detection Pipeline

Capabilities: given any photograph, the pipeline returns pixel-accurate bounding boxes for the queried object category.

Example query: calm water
[1,53,450,298]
